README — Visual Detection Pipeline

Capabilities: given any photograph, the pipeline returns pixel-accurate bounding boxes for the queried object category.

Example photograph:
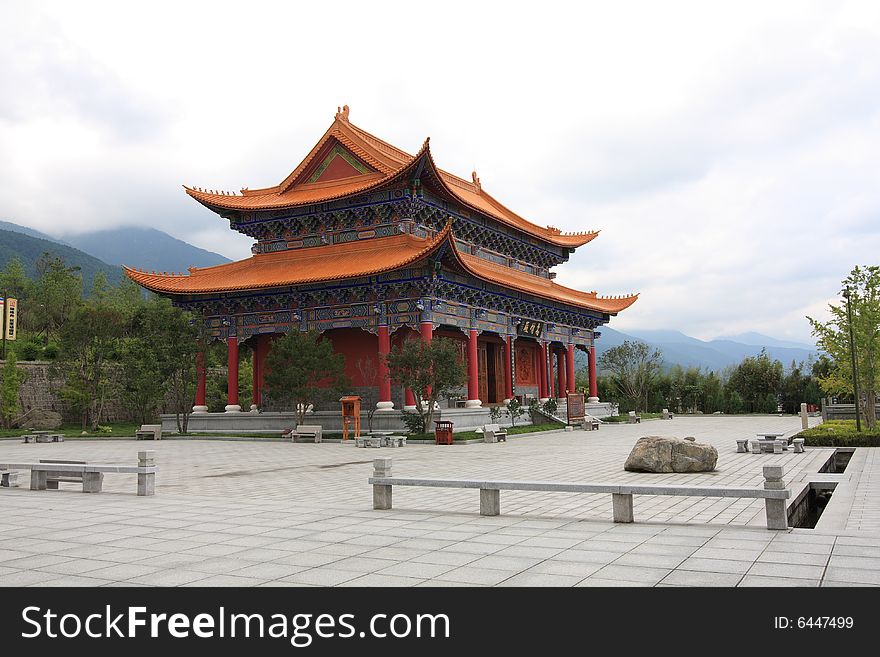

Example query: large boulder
[624,436,717,473]
[25,410,63,430]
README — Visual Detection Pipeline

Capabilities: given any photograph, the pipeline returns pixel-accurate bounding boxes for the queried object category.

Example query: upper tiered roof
[185,106,598,249]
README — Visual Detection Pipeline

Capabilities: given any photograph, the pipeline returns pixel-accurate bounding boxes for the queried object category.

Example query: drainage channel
[787,448,854,529]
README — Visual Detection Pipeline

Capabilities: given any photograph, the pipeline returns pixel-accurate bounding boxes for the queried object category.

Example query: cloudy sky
[2,1,879,343]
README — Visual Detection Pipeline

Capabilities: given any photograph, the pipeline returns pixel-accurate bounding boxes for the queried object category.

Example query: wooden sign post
[566,392,585,425]
[340,396,361,440]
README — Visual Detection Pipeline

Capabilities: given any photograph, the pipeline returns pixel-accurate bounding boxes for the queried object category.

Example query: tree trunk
[863,391,877,430]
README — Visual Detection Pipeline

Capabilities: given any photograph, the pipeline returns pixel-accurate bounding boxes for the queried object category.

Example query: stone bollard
[763,465,788,530]
[372,458,393,510]
[612,493,634,523]
[138,451,156,497]
[800,403,808,431]
[480,488,500,516]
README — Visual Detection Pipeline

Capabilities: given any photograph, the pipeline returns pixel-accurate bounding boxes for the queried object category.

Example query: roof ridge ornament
[471,170,481,192]
[335,104,350,122]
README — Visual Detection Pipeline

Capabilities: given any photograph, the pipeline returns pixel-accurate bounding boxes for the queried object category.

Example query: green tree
[597,340,663,412]
[386,337,467,433]
[808,266,880,429]
[31,253,83,342]
[264,330,349,426]
[725,349,783,413]
[119,299,198,429]
[0,257,30,300]
[1,350,25,429]
[54,304,125,430]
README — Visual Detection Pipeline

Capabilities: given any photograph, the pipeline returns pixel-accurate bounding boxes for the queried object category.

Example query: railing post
[763,465,788,530]
[373,458,393,510]
[138,451,155,497]
[612,492,634,523]
[480,488,500,516]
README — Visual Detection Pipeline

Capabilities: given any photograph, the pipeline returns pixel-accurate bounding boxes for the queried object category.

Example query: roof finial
[335,104,350,122]
[471,170,481,192]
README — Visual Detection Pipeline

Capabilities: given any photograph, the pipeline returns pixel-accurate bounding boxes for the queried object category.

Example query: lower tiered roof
[125,225,637,315]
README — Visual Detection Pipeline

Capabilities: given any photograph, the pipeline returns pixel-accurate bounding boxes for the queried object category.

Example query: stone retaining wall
[3,360,137,425]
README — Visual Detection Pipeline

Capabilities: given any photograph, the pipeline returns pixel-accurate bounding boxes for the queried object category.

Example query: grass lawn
[602,413,663,423]
[0,423,141,439]
[797,420,880,447]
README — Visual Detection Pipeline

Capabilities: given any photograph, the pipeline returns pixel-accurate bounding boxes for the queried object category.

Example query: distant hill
[0,229,122,288]
[594,326,819,372]
[0,220,70,246]
[64,227,230,273]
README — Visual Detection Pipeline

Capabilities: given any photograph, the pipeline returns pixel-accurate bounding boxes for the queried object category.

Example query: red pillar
[420,321,433,400]
[377,325,393,410]
[567,343,576,396]
[466,329,481,407]
[504,336,514,401]
[589,344,599,401]
[252,336,262,409]
[538,341,548,399]
[556,349,566,399]
[226,336,240,412]
[194,350,207,412]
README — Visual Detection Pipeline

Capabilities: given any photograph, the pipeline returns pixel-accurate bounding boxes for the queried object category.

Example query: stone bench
[40,459,87,489]
[356,436,382,448]
[0,452,156,496]
[751,439,787,454]
[792,438,805,453]
[481,423,508,443]
[1,470,19,487]
[284,425,323,443]
[384,435,407,448]
[627,412,641,424]
[736,438,750,453]
[583,418,600,431]
[369,459,791,530]
[135,424,162,440]
[21,434,64,444]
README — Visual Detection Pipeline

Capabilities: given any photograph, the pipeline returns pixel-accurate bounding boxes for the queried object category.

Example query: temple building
[126,106,637,427]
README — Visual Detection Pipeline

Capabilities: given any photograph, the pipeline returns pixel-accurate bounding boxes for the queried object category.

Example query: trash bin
[434,420,454,445]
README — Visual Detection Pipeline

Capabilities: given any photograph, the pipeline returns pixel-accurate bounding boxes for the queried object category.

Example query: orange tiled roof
[125,227,636,314]
[184,107,597,249]
[124,229,446,294]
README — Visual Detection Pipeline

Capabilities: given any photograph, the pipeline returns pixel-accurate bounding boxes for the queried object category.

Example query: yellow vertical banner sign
[6,298,16,341]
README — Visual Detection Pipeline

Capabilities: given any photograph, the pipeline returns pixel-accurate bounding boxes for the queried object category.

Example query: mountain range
[593,327,818,372]
[0,220,229,290]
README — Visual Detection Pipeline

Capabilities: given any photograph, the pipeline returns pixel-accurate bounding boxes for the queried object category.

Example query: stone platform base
[163,407,526,435]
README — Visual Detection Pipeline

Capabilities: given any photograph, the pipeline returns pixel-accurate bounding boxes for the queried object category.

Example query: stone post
[372,458,393,510]
[82,471,103,493]
[763,465,788,530]
[138,450,156,497]
[800,403,809,430]
[612,492,634,523]
[30,470,47,490]
[480,488,500,516]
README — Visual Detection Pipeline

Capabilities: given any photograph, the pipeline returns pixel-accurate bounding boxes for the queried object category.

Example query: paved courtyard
[1,416,878,587]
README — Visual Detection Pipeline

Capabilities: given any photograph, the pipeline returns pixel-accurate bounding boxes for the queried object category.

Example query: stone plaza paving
[1,416,878,587]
